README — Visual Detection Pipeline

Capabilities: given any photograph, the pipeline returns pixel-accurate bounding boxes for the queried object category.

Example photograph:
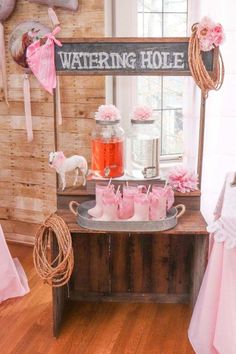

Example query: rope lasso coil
[188,23,225,98]
[33,213,74,287]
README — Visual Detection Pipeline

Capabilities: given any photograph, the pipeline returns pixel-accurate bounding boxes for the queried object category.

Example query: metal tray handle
[175,204,186,219]
[69,201,80,216]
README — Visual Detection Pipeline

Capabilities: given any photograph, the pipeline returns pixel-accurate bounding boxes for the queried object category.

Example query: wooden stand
[50,37,216,337]
[52,190,208,337]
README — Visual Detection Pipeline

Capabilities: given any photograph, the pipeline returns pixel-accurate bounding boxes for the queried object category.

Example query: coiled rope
[33,213,74,287]
[188,23,225,98]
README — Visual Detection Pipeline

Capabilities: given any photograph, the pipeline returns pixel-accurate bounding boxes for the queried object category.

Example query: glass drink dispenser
[91,117,124,178]
[126,117,160,179]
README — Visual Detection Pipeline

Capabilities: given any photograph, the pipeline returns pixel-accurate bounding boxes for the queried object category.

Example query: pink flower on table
[95,104,121,121]
[168,167,199,193]
[131,106,153,121]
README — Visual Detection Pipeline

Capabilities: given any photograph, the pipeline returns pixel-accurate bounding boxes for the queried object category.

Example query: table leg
[52,285,68,337]
[191,234,209,307]
[51,232,69,337]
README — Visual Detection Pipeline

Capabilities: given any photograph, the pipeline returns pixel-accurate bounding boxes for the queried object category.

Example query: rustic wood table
[52,190,208,337]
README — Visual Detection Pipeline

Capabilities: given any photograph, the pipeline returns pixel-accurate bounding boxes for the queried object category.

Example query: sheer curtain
[110,0,137,132]
[182,0,202,171]
[186,0,236,222]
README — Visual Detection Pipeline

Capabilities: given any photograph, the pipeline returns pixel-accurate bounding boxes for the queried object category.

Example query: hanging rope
[33,213,74,287]
[188,23,225,98]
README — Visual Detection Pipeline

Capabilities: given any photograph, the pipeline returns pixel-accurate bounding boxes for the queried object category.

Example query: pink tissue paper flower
[197,16,215,38]
[95,104,121,121]
[197,17,225,52]
[132,106,153,121]
[168,167,199,193]
[199,37,214,52]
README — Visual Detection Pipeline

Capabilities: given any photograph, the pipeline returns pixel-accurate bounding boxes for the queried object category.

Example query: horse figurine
[49,151,88,190]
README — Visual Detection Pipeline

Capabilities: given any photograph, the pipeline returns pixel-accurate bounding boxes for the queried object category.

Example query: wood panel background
[0,0,105,244]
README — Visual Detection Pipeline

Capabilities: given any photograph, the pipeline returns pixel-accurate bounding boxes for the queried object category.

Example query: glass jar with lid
[126,106,160,179]
[91,105,124,178]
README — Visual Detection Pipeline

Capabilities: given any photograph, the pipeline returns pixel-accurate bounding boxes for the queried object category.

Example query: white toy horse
[49,151,88,190]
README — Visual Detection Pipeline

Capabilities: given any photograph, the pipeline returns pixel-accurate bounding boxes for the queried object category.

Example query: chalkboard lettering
[57,50,188,71]
[55,39,215,75]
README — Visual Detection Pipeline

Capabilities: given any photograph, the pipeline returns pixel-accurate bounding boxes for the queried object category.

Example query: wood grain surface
[0,0,105,242]
[1,243,194,354]
[57,208,208,235]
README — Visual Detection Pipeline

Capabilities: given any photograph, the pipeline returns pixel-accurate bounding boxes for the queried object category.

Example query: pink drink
[165,186,175,210]
[150,187,167,220]
[149,192,166,221]
[118,185,140,219]
[152,185,175,211]
[118,194,134,219]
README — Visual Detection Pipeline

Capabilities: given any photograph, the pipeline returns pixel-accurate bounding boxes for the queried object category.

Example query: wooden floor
[0,244,195,354]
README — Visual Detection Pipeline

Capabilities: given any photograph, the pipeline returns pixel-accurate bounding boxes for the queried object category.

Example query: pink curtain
[189,173,236,354]
[182,0,202,171]
[191,0,236,222]
[0,225,29,302]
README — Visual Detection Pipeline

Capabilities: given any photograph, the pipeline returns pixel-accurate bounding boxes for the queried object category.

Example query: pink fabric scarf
[52,151,66,169]
[27,26,62,95]
[26,26,63,131]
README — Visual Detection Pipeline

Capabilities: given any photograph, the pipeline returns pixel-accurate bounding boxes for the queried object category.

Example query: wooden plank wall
[0,0,105,244]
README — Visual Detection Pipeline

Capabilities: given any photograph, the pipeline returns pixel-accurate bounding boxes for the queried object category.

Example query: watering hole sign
[55,38,216,76]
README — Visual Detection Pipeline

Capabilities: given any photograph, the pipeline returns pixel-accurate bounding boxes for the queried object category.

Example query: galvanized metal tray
[69,200,185,232]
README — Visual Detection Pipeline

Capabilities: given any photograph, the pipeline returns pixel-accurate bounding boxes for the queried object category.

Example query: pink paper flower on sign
[168,167,199,193]
[199,37,214,52]
[131,106,153,121]
[196,17,225,52]
[197,16,215,38]
[213,24,224,46]
[95,104,121,121]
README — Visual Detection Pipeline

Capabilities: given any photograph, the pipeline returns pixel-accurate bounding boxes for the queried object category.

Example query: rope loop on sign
[33,213,74,287]
[188,23,225,98]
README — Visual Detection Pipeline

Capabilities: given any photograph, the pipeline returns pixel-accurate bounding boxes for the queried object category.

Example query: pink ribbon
[48,7,60,27]
[23,73,33,142]
[0,22,9,105]
[27,26,62,95]
[44,26,62,47]
[26,26,63,134]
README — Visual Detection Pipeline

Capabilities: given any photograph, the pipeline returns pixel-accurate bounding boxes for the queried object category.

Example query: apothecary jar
[91,119,125,178]
[126,118,160,179]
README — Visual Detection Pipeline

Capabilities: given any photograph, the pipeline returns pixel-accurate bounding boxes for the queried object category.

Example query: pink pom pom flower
[168,167,199,193]
[95,104,121,122]
[131,106,153,121]
[196,17,225,52]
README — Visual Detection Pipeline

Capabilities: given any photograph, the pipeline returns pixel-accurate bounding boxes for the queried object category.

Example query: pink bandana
[52,151,66,169]
[26,26,62,94]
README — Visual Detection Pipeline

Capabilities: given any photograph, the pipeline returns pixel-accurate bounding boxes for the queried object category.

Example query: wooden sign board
[55,37,216,76]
